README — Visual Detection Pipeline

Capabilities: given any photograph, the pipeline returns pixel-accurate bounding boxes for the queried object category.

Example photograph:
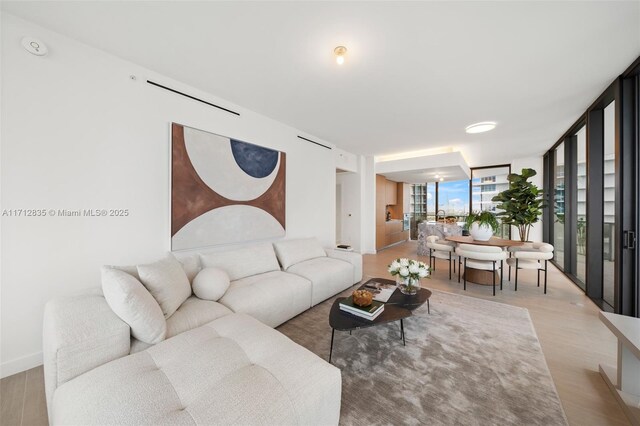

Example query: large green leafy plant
[491,168,545,242]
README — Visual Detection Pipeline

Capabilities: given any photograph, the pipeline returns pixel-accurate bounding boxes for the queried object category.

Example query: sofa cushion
[273,237,327,270]
[137,253,192,319]
[200,244,280,281]
[101,267,166,344]
[166,296,232,338]
[325,248,363,284]
[111,256,198,282]
[287,257,354,306]
[218,271,312,327]
[192,267,230,301]
[51,314,342,426]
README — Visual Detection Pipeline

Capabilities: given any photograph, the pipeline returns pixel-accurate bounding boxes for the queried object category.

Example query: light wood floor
[1,365,47,426]
[0,240,630,426]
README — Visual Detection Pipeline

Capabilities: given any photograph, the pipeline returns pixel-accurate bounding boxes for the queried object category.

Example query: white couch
[43,238,362,425]
[273,238,362,306]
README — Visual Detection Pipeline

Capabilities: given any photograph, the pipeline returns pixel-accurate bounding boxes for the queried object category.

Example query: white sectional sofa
[43,238,362,425]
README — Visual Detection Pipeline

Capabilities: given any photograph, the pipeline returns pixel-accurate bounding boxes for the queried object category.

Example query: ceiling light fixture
[334,46,347,65]
[434,174,439,178]
[465,122,497,134]
[439,177,444,182]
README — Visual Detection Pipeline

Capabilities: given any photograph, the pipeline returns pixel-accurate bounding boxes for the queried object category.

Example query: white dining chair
[456,243,507,296]
[426,235,457,280]
[506,243,554,294]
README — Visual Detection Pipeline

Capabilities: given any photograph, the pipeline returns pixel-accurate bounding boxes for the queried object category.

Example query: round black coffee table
[328,278,432,363]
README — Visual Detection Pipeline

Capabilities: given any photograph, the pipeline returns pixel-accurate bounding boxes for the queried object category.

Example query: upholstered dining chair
[506,243,554,294]
[456,243,507,296]
[426,235,457,280]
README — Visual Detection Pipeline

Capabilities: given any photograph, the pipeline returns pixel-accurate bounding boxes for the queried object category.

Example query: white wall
[362,156,377,254]
[511,156,544,242]
[0,14,337,376]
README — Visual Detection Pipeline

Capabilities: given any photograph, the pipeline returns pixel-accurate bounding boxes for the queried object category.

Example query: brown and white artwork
[171,123,286,250]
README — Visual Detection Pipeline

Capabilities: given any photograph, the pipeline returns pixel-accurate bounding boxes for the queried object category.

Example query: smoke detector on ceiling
[21,37,48,56]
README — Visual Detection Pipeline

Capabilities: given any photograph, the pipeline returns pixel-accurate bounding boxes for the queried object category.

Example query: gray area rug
[277,289,568,426]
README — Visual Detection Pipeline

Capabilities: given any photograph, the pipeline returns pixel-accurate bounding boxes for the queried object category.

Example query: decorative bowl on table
[352,290,373,307]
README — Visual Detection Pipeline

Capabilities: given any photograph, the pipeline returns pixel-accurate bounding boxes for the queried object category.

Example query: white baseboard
[1,351,43,378]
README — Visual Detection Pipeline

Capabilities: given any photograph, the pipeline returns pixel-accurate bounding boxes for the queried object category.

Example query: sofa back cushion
[101,267,167,344]
[137,253,192,319]
[273,238,327,270]
[200,243,281,281]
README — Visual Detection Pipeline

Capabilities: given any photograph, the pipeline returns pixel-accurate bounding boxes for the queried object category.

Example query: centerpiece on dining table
[387,258,430,295]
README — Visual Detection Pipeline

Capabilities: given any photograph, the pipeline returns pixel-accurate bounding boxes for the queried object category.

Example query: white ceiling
[376,151,470,183]
[3,1,639,166]
[381,166,469,185]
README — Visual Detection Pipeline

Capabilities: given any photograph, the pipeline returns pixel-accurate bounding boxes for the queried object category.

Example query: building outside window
[471,166,510,238]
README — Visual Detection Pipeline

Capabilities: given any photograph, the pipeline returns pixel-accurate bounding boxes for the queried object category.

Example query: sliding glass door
[603,101,616,308]
[553,143,565,269]
[543,59,639,316]
[575,126,587,285]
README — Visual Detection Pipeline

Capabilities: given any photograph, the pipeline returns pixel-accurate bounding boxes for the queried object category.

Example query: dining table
[445,236,525,285]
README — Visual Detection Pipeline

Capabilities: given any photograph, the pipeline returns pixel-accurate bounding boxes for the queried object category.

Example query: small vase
[397,276,420,295]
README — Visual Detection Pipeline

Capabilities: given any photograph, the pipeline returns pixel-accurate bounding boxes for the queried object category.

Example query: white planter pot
[470,222,493,241]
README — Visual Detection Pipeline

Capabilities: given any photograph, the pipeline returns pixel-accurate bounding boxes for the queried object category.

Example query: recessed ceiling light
[439,177,444,182]
[334,46,347,65]
[434,174,439,178]
[465,122,497,134]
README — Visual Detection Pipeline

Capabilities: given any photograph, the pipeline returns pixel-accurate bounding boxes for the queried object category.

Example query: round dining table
[444,236,524,285]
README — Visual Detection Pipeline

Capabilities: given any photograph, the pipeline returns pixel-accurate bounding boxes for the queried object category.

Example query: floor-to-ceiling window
[437,180,470,222]
[576,126,587,285]
[553,143,565,269]
[409,182,436,239]
[426,182,436,222]
[471,166,510,238]
[543,55,639,317]
[603,101,616,308]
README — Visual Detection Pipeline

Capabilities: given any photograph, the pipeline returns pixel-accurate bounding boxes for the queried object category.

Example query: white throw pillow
[137,253,192,319]
[101,266,167,344]
[192,267,230,301]
[273,238,327,270]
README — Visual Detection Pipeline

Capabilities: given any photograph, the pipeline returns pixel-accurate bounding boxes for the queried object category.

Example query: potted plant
[465,211,500,241]
[491,168,545,242]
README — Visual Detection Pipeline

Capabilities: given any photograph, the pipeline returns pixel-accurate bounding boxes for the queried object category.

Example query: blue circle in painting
[230,139,279,179]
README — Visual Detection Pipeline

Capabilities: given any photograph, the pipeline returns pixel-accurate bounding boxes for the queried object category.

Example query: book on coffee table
[340,306,385,321]
[362,280,397,303]
[339,297,384,320]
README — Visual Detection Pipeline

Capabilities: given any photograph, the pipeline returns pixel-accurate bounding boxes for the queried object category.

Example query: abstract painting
[171,123,285,250]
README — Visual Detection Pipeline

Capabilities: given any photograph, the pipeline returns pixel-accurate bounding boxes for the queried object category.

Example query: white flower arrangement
[388,258,430,281]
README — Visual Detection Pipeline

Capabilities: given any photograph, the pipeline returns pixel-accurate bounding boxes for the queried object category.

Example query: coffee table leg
[427,299,430,314]
[329,328,335,363]
[400,319,406,346]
